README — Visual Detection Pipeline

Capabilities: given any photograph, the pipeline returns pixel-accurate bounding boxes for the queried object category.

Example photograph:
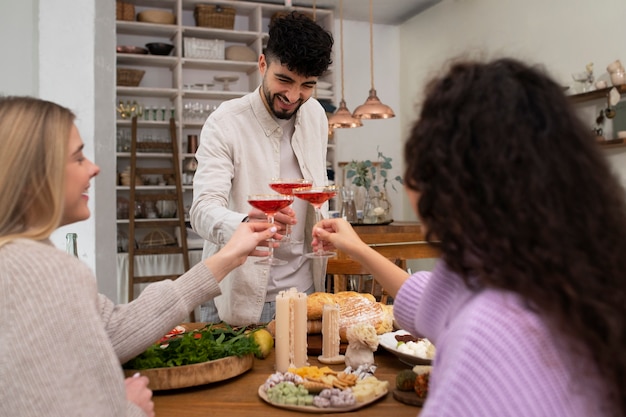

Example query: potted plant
[345,148,403,224]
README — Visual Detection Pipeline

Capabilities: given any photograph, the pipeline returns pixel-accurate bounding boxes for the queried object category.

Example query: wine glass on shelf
[293,185,338,258]
[247,194,294,265]
[269,178,313,242]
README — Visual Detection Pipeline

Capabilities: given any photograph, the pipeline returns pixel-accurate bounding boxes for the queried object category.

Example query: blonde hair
[0,96,74,247]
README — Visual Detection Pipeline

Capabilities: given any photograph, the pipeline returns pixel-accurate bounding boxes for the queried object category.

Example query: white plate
[378,330,434,366]
[258,385,387,414]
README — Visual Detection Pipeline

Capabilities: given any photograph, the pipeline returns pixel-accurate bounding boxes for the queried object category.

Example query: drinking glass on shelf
[293,185,338,258]
[247,194,294,265]
[269,178,313,242]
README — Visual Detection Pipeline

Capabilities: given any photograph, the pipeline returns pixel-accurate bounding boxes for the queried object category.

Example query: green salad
[123,324,261,370]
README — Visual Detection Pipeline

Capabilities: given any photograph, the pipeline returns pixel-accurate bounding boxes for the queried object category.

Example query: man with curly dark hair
[312,57,625,417]
[191,11,334,325]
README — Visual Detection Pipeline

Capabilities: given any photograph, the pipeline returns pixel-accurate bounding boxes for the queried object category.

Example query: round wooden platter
[124,353,254,391]
[124,322,254,391]
[392,389,425,407]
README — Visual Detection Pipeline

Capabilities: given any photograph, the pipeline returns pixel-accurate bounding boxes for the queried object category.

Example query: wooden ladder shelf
[127,116,190,302]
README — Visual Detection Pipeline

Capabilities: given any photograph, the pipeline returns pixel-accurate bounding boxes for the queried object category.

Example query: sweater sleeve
[98,261,222,363]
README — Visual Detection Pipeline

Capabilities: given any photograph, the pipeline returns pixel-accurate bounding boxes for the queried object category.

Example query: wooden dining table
[152,347,422,416]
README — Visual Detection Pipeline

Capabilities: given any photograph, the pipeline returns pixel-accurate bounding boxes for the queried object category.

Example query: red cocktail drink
[268,179,312,242]
[292,189,336,208]
[247,194,294,265]
[293,185,337,258]
[248,198,293,214]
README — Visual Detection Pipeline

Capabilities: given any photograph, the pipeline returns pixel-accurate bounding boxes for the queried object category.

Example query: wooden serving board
[124,354,254,391]
[392,389,425,407]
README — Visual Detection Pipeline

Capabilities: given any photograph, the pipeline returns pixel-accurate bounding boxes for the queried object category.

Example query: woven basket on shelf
[116,1,135,21]
[270,11,314,26]
[117,68,145,87]
[194,4,236,29]
[140,229,177,248]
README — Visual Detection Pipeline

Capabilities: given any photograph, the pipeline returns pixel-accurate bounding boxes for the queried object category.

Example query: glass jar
[362,189,392,224]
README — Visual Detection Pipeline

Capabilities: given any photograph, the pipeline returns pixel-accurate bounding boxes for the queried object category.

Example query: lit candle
[318,303,345,364]
[275,288,309,372]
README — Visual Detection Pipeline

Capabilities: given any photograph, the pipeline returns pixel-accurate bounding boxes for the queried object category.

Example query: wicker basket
[194,4,236,29]
[140,229,177,248]
[183,37,225,60]
[117,68,145,87]
[116,1,135,21]
[270,11,314,26]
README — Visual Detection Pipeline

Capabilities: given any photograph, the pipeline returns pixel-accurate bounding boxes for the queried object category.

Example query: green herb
[123,324,261,370]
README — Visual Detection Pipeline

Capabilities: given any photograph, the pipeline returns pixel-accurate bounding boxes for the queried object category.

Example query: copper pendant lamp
[328,0,362,129]
[352,0,395,120]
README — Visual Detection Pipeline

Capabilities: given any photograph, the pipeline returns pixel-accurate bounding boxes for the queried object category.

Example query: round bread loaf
[306,291,394,341]
[307,292,336,320]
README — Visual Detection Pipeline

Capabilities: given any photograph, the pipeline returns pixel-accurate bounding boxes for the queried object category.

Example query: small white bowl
[617,131,626,139]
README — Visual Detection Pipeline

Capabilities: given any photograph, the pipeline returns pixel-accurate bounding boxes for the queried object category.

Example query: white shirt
[190,87,329,325]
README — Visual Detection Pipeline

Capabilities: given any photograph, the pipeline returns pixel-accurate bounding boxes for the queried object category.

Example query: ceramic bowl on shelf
[145,42,174,56]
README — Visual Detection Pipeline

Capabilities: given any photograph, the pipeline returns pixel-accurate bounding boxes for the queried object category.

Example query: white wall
[0,1,38,96]
[332,20,407,221]
[0,0,118,301]
[398,0,626,217]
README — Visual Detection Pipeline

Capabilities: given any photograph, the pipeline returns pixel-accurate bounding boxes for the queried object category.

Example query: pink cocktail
[269,178,312,242]
[248,194,294,265]
[293,185,337,258]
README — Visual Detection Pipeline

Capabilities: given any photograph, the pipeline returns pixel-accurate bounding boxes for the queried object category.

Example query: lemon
[251,329,274,359]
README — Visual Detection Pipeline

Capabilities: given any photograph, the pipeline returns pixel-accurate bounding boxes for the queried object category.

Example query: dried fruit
[396,369,417,391]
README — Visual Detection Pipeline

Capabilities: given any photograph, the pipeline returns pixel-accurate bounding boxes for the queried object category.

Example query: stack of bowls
[607,60,625,86]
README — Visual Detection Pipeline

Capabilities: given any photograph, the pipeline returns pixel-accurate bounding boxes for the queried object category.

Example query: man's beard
[262,84,303,120]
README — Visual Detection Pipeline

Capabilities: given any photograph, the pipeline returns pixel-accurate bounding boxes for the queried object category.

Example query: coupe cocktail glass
[269,178,313,242]
[293,185,337,258]
[247,194,294,265]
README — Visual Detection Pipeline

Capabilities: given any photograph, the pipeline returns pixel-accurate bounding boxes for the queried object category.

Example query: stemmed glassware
[269,178,313,242]
[293,185,338,258]
[247,194,294,265]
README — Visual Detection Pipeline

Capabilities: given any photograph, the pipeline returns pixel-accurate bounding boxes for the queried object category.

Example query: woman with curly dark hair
[313,57,625,417]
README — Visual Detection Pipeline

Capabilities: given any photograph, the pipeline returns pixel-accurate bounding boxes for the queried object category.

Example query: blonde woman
[0,96,277,417]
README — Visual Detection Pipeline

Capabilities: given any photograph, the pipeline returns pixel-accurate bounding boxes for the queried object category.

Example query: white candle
[293,292,308,368]
[275,288,308,372]
[318,303,344,364]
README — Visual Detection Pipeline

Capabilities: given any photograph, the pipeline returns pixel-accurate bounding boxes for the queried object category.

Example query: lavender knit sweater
[393,261,610,417]
[0,239,221,417]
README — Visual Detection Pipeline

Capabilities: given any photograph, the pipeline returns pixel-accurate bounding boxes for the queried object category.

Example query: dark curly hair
[405,57,625,416]
[264,11,333,78]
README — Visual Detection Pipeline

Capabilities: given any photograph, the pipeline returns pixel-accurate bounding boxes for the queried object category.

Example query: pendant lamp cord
[339,0,346,101]
[369,0,375,90]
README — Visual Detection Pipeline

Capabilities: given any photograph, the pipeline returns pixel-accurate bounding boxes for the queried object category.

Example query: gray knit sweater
[0,239,221,416]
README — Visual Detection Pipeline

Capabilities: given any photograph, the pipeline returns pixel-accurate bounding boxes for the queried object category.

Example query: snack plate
[258,385,387,414]
[378,330,434,366]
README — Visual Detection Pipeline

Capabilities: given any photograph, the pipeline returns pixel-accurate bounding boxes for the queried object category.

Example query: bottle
[65,233,78,257]
[340,188,357,223]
